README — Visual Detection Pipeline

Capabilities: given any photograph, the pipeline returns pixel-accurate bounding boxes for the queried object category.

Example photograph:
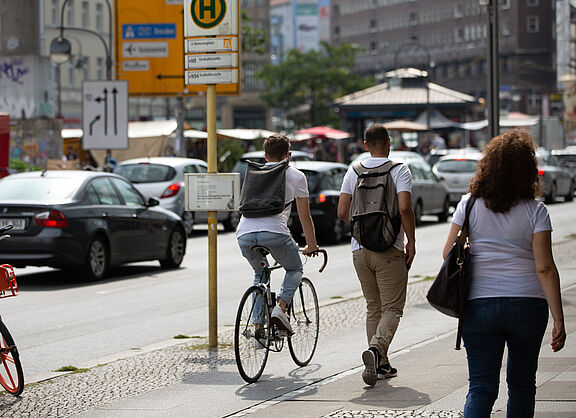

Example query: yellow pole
[207,84,218,348]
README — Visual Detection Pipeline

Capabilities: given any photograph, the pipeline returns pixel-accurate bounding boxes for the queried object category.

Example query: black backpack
[239,159,290,218]
[350,161,402,252]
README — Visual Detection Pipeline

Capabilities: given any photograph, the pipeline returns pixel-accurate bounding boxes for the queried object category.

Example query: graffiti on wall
[0,56,53,119]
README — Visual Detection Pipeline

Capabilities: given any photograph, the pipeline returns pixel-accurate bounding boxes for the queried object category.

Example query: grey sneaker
[377,363,398,379]
[271,306,293,335]
[361,347,379,386]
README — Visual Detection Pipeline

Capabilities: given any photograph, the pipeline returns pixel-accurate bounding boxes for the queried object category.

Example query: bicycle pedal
[275,329,292,338]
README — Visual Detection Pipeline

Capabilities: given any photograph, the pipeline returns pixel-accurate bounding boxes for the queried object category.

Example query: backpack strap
[353,160,402,178]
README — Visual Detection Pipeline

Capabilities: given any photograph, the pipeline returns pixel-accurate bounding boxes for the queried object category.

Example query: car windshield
[115,164,175,183]
[435,159,478,173]
[0,176,83,201]
[555,155,576,164]
[301,170,321,192]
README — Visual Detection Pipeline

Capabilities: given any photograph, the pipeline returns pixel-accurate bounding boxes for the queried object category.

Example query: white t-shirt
[340,157,412,252]
[452,194,552,300]
[236,164,309,238]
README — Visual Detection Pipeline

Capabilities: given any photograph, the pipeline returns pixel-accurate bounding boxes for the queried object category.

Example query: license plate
[0,219,26,230]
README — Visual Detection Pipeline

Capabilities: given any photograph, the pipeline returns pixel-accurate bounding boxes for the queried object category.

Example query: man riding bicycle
[236,134,319,334]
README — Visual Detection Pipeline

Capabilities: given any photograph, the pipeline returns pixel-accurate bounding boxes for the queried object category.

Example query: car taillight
[538,169,545,176]
[35,210,68,228]
[318,193,326,203]
[161,183,181,198]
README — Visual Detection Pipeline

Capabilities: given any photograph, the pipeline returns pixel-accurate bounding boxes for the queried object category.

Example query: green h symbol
[199,0,216,19]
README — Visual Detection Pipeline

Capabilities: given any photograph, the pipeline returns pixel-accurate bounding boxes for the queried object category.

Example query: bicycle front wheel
[0,320,24,396]
[234,286,271,383]
[288,277,319,366]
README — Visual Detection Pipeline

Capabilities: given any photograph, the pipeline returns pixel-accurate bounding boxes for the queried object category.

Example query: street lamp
[49,0,113,80]
[480,0,500,139]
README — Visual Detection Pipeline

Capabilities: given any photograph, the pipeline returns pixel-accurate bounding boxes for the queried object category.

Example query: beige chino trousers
[352,246,408,365]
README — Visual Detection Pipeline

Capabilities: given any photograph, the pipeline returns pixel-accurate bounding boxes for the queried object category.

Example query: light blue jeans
[238,231,303,306]
[462,297,548,418]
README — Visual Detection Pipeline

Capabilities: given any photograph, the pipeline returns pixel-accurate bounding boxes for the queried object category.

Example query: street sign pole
[207,84,218,348]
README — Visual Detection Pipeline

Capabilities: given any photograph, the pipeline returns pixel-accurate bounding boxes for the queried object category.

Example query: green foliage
[217,139,245,173]
[257,42,374,128]
[241,11,267,54]
[10,159,40,172]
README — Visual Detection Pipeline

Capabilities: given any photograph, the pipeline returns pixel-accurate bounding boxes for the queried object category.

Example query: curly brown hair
[469,129,539,213]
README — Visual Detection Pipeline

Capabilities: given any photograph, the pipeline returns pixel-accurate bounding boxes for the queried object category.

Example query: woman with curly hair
[442,129,566,417]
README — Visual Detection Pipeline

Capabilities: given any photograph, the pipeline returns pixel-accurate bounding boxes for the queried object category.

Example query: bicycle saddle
[251,245,271,257]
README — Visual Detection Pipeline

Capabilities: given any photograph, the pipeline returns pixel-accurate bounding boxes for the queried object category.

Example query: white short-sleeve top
[452,194,552,300]
[236,164,309,238]
[340,157,412,252]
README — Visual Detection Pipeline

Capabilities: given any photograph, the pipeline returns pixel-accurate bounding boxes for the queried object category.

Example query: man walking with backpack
[236,134,319,335]
[337,124,416,386]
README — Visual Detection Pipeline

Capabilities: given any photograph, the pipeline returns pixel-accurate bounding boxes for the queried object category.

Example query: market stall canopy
[458,112,540,131]
[383,120,428,132]
[217,129,277,140]
[415,109,460,129]
[295,126,350,140]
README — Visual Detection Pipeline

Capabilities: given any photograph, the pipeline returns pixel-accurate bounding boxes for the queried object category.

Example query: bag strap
[352,160,401,177]
[455,195,477,350]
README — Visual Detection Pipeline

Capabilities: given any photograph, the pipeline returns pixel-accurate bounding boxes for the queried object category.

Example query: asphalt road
[5,199,576,382]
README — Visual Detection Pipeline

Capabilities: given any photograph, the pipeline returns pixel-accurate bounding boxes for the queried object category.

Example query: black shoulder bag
[426,196,476,350]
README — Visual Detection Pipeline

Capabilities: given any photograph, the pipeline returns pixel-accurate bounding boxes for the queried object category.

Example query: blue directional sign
[122,24,177,39]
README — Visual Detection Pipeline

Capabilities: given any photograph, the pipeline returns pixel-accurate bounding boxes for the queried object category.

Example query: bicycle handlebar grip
[0,224,13,235]
[316,249,328,273]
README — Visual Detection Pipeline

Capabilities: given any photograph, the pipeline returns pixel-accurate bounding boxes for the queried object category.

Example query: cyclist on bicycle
[236,134,319,334]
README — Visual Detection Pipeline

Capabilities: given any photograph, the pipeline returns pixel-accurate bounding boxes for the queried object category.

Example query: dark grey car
[0,171,186,280]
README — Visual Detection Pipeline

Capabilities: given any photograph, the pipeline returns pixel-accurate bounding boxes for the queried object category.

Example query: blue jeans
[462,297,548,418]
[238,231,303,306]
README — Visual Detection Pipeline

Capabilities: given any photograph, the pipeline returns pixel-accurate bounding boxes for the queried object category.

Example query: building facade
[270,0,331,64]
[330,0,557,116]
[0,0,271,131]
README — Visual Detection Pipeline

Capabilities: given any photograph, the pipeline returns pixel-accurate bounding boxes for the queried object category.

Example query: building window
[66,0,74,26]
[527,0,538,6]
[501,19,511,36]
[82,2,89,27]
[51,0,58,26]
[527,16,539,33]
[96,57,103,80]
[95,4,103,32]
[500,0,510,9]
[68,62,75,88]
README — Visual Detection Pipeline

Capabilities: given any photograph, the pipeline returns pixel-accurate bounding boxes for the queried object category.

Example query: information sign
[185,173,240,211]
[185,53,238,69]
[82,81,129,150]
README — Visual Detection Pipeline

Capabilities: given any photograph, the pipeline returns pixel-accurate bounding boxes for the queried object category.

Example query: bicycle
[0,224,24,396]
[234,246,327,383]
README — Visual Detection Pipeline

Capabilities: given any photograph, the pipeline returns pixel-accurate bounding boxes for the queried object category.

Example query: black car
[288,161,349,244]
[0,170,186,280]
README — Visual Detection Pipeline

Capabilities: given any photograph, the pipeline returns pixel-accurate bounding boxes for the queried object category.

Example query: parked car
[232,150,315,185]
[536,148,574,203]
[351,151,450,224]
[287,161,350,244]
[115,157,240,234]
[552,147,576,182]
[425,147,480,168]
[432,152,483,205]
[0,170,186,280]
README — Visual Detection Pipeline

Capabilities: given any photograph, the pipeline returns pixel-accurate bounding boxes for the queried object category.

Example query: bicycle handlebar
[302,249,328,273]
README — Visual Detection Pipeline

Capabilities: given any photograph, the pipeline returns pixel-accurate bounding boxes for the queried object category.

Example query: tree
[257,42,373,128]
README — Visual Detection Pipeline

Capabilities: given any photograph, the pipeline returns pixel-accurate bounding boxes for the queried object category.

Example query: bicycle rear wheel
[288,277,319,366]
[0,320,24,396]
[234,286,271,383]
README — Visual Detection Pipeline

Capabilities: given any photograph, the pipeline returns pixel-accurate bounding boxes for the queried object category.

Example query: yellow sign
[115,0,187,96]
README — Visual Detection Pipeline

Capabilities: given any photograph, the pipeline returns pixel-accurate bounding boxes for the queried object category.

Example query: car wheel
[160,226,186,269]
[437,198,450,223]
[545,182,557,204]
[223,211,240,232]
[182,211,194,236]
[414,201,423,226]
[83,236,108,281]
[566,181,574,202]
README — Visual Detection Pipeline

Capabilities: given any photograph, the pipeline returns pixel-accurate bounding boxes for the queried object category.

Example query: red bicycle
[0,224,24,396]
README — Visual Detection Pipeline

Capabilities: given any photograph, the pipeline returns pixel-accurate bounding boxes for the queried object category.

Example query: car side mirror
[147,197,160,207]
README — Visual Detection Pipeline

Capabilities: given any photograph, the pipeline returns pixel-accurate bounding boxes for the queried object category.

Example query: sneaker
[271,306,293,335]
[377,363,398,379]
[252,337,266,349]
[361,347,380,386]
